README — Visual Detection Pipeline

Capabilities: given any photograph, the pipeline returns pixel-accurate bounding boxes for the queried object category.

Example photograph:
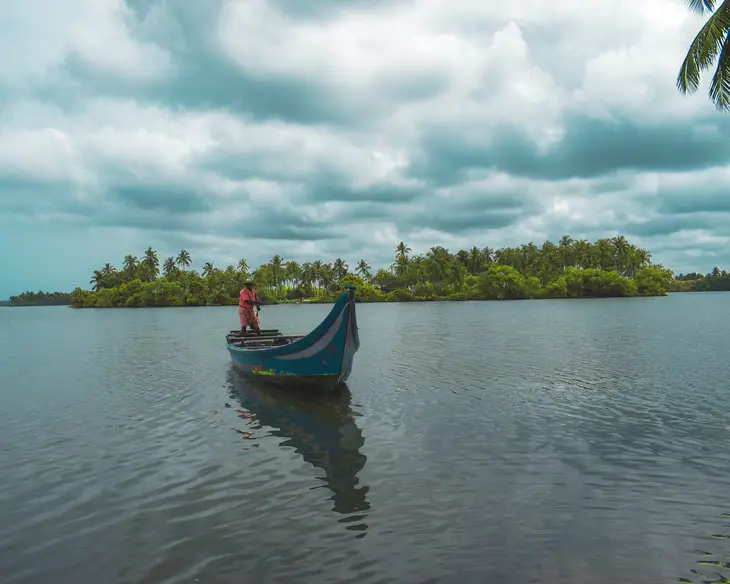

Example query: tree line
[8,291,73,306]
[670,267,730,292]
[65,235,680,308]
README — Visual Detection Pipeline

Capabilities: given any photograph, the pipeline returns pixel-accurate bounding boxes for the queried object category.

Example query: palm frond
[677,1,730,95]
[709,29,730,109]
[687,0,718,14]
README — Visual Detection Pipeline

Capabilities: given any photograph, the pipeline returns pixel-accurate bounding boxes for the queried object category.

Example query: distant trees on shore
[69,235,676,308]
[8,291,73,306]
[9,236,730,308]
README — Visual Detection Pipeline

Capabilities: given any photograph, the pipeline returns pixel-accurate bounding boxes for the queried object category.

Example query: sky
[1,0,729,298]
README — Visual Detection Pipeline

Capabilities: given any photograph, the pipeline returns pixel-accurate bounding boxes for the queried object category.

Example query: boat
[226,370,370,524]
[225,285,360,391]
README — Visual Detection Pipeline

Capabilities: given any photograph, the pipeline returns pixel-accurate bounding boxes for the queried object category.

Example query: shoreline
[10,292,695,308]
[7,289,730,309]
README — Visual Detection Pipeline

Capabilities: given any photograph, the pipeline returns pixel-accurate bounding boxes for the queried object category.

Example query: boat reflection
[226,368,370,535]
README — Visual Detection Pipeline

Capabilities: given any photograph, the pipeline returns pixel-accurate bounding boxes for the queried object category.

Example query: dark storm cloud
[0,172,338,242]
[620,215,719,238]
[0,177,94,218]
[654,187,730,215]
[313,182,423,204]
[90,201,340,241]
[227,206,342,241]
[47,1,362,125]
[412,207,524,233]
[410,115,730,185]
[47,0,446,127]
[109,178,214,214]
[195,155,423,204]
[54,47,368,127]
[399,189,541,234]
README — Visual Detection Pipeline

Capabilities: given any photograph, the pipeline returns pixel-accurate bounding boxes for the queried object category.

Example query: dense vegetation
[8,291,73,306]
[670,267,730,292]
[66,236,678,308]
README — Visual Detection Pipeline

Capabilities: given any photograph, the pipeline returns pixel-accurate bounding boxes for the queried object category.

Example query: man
[239,280,262,335]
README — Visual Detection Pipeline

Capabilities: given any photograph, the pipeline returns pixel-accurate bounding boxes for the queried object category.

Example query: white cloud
[1,0,730,297]
[0,0,170,90]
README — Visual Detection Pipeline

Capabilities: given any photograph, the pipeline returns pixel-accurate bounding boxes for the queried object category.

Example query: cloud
[2,0,730,297]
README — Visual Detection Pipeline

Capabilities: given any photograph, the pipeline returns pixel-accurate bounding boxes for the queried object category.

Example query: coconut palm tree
[332,258,349,281]
[202,262,215,278]
[677,0,730,111]
[237,258,249,275]
[89,270,104,291]
[176,249,191,271]
[269,255,285,288]
[355,259,371,280]
[395,241,411,261]
[142,247,159,276]
[163,257,177,277]
[122,255,138,274]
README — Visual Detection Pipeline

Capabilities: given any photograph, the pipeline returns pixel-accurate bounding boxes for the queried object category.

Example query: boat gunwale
[225,287,356,359]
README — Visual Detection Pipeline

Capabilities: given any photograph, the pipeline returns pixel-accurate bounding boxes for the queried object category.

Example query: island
[7,235,729,308]
[64,235,676,308]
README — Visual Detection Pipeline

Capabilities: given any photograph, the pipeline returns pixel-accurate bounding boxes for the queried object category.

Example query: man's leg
[238,306,248,334]
[250,309,262,336]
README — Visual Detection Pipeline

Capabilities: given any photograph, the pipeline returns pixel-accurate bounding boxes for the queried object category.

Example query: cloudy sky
[1,0,728,298]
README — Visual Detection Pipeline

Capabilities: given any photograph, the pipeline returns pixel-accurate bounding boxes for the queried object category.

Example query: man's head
[244,280,254,290]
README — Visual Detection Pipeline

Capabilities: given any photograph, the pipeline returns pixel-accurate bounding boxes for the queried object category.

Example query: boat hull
[226,286,360,391]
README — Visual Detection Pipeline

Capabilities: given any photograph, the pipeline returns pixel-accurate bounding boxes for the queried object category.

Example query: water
[1,293,730,584]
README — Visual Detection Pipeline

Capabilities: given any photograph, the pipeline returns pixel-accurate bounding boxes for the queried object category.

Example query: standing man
[239,279,262,335]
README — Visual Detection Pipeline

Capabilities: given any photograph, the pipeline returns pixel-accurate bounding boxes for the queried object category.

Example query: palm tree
[468,246,483,274]
[122,255,138,273]
[202,262,215,278]
[677,0,730,111]
[355,259,371,280]
[300,262,314,291]
[332,258,349,281]
[90,270,104,291]
[558,235,574,271]
[142,247,159,276]
[237,258,249,275]
[163,257,177,277]
[285,260,301,288]
[312,260,324,291]
[101,263,116,277]
[176,249,191,270]
[270,255,284,288]
[395,241,411,261]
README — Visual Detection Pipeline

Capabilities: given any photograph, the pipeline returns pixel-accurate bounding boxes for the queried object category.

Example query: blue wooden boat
[225,285,359,391]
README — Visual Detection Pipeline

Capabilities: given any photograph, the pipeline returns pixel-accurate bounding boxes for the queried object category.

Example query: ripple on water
[2,297,730,583]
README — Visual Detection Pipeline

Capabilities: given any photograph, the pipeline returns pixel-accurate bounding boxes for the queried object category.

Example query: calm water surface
[1,294,730,583]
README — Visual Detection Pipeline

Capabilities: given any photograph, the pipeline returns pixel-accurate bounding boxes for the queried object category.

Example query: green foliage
[477,265,527,299]
[635,266,674,296]
[671,266,730,292]
[676,0,730,112]
[49,235,693,309]
[9,291,73,306]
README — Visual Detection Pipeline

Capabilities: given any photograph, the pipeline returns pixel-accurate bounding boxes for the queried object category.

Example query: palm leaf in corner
[677,0,730,111]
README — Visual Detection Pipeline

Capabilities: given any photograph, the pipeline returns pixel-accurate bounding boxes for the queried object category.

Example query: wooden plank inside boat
[228,329,281,337]
[228,335,304,348]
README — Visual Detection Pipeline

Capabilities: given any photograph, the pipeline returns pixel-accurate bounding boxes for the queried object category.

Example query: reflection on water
[226,368,370,537]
